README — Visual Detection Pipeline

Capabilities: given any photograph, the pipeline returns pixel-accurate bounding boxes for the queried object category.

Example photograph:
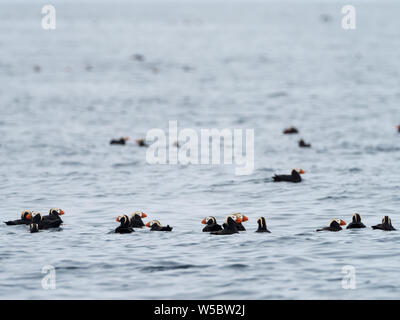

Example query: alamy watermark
[145,121,254,175]
[342,5,356,30]
[341,265,356,289]
[42,265,56,290]
[41,5,56,30]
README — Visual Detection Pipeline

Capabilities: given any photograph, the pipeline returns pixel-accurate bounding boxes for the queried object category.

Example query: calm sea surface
[1,0,400,299]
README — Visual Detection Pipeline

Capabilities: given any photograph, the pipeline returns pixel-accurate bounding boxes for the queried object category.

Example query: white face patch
[206,216,215,224]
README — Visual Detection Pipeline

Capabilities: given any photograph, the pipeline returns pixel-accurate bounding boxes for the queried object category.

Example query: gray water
[1,0,400,299]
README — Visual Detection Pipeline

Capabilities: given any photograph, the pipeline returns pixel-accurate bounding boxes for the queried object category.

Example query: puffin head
[232,213,248,223]
[32,212,43,223]
[257,217,267,228]
[132,211,147,219]
[21,210,32,221]
[146,220,161,228]
[49,208,65,216]
[201,216,217,225]
[116,215,130,226]
[330,218,346,227]
[294,168,306,174]
[352,213,362,223]
[30,223,39,233]
[382,216,392,225]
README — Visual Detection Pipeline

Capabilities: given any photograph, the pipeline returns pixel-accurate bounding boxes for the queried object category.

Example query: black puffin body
[283,127,299,134]
[346,213,366,229]
[273,169,304,183]
[201,216,222,232]
[110,137,129,145]
[32,212,62,230]
[256,217,271,233]
[5,210,32,225]
[130,212,147,228]
[30,223,39,233]
[146,220,173,231]
[298,139,311,148]
[316,219,346,232]
[211,216,240,235]
[115,215,134,233]
[136,139,149,147]
[372,216,396,231]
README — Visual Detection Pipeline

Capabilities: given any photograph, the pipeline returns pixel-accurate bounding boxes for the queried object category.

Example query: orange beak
[26,214,32,220]
[145,222,151,227]
[242,215,249,222]
[142,212,147,218]
[340,220,346,226]
[116,217,120,222]
[60,210,65,215]
[125,137,130,141]
[201,218,207,224]
[299,169,306,174]
[236,218,243,223]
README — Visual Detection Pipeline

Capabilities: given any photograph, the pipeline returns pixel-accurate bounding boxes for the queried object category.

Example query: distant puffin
[372,216,396,231]
[146,220,173,231]
[201,216,222,232]
[346,213,366,229]
[5,210,32,225]
[316,218,346,232]
[110,137,130,145]
[298,139,311,148]
[31,212,62,229]
[211,215,241,235]
[42,208,65,224]
[283,127,299,134]
[231,213,248,231]
[130,211,147,228]
[273,169,305,183]
[136,139,149,147]
[115,215,134,233]
[256,217,271,233]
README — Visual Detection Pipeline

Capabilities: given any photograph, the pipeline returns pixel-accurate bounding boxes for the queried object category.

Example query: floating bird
[110,137,130,145]
[146,220,173,231]
[131,54,145,62]
[4,210,32,225]
[316,219,346,232]
[42,208,65,224]
[283,127,299,134]
[211,215,242,235]
[130,211,147,228]
[115,215,134,234]
[372,216,396,231]
[136,139,149,147]
[201,216,222,232]
[346,213,366,229]
[256,217,271,233]
[298,139,311,148]
[31,212,62,230]
[273,169,305,183]
[231,213,248,231]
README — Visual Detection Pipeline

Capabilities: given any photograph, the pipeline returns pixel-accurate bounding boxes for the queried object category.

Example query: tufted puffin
[231,213,248,231]
[110,137,130,145]
[130,211,147,228]
[31,212,63,229]
[30,223,39,233]
[346,213,366,229]
[298,139,311,148]
[42,208,65,224]
[316,218,346,232]
[146,220,173,231]
[283,127,299,134]
[201,216,222,232]
[136,139,149,147]
[115,215,134,233]
[5,210,32,225]
[256,217,271,233]
[273,169,305,183]
[372,216,396,231]
[211,215,242,235]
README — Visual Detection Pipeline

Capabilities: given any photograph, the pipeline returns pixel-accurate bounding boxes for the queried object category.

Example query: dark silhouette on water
[298,139,311,148]
[110,137,130,145]
[283,127,299,134]
[316,219,346,232]
[136,139,149,147]
[201,216,222,232]
[146,220,173,231]
[346,213,366,229]
[372,216,396,231]
[256,217,271,233]
[273,169,305,183]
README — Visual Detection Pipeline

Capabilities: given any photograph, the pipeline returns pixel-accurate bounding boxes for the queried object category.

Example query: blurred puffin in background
[110,137,130,145]
[298,139,311,148]
[283,127,299,134]
[273,169,305,183]
[316,218,346,232]
[136,139,149,147]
